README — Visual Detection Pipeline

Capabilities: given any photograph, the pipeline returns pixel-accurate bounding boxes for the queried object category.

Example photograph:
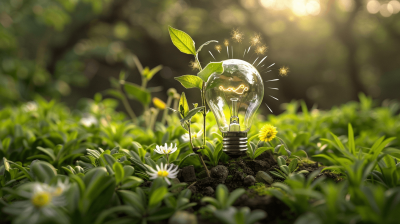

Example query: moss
[298,158,316,165]
[248,182,271,196]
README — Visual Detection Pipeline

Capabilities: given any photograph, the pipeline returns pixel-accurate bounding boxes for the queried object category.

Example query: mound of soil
[177,151,342,223]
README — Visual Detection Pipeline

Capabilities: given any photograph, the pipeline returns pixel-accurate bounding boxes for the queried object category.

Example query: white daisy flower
[3,182,68,224]
[80,114,97,127]
[154,143,177,155]
[181,133,190,142]
[181,130,203,143]
[147,163,179,185]
[51,179,70,196]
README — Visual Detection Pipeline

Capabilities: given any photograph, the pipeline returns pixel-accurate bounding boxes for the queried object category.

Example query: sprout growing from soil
[147,163,179,185]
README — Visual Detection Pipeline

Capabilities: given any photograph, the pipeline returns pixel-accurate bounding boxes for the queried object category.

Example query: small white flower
[181,130,203,143]
[80,114,97,127]
[147,163,179,185]
[23,101,38,112]
[181,133,190,142]
[154,143,177,155]
[3,182,68,224]
[191,129,203,139]
[51,179,70,196]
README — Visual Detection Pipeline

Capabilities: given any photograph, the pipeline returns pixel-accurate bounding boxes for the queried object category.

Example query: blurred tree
[1,0,399,113]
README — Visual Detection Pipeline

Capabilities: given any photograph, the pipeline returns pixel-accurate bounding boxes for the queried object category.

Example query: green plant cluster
[0,94,399,223]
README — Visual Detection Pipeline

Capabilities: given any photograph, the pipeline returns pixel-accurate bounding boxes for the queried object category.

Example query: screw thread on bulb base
[222,132,247,158]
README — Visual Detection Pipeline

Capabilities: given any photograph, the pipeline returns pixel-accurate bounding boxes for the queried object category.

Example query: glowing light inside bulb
[219,84,249,94]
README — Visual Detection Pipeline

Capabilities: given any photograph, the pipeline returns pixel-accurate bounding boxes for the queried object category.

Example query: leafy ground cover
[1,93,400,224]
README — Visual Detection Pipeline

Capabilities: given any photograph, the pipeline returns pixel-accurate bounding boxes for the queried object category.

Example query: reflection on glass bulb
[205,59,264,157]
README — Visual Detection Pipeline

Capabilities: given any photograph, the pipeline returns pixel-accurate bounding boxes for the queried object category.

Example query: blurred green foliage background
[1,0,399,114]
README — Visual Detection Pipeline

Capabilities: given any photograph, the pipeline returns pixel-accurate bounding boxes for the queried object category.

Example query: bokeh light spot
[367,1,380,14]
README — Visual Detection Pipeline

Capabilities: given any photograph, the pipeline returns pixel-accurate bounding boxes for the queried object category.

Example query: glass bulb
[205,59,264,157]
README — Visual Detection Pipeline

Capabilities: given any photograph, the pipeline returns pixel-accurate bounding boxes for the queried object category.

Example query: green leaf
[149,186,168,208]
[289,159,298,173]
[196,40,218,54]
[124,82,151,105]
[348,124,355,155]
[168,26,196,55]
[175,75,203,89]
[179,92,189,118]
[254,147,272,159]
[37,147,56,161]
[104,154,117,166]
[180,106,205,124]
[216,184,229,208]
[197,62,224,82]
[113,162,124,184]
[31,161,57,183]
[143,65,162,80]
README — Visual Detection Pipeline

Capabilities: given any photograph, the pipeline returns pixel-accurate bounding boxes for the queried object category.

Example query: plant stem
[195,55,207,149]
[187,122,195,149]
[117,84,137,123]
[195,55,210,177]
[161,95,172,125]
[149,109,159,131]
[199,155,210,177]
[188,121,210,178]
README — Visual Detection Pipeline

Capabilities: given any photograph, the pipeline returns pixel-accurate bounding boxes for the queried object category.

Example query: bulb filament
[219,84,249,94]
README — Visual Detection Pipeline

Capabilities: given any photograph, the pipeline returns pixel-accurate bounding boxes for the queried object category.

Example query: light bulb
[205,59,264,157]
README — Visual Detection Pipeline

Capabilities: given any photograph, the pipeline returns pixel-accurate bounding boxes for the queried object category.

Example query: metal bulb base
[222,132,247,158]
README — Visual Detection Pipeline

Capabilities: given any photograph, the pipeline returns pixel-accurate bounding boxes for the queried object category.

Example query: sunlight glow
[380,3,394,17]
[367,1,380,14]
[306,1,321,15]
[389,1,400,14]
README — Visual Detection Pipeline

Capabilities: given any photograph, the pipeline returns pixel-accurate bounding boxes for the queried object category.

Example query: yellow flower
[259,124,278,142]
[153,97,166,110]
[31,192,52,208]
[215,44,222,52]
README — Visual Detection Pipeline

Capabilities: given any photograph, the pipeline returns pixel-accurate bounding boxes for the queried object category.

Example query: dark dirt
[182,150,343,224]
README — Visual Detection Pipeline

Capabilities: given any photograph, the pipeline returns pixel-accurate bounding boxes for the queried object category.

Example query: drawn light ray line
[265,70,272,73]
[265,79,279,82]
[252,57,259,65]
[267,63,275,68]
[268,87,279,90]
[227,46,229,58]
[265,103,273,113]
[243,49,246,58]
[209,51,216,60]
[269,95,279,101]
[247,46,251,53]
[256,56,268,67]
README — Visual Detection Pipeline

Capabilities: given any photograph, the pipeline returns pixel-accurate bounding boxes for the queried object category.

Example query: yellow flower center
[157,170,169,177]
[31,192,51,208]
[259,124,278,142]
